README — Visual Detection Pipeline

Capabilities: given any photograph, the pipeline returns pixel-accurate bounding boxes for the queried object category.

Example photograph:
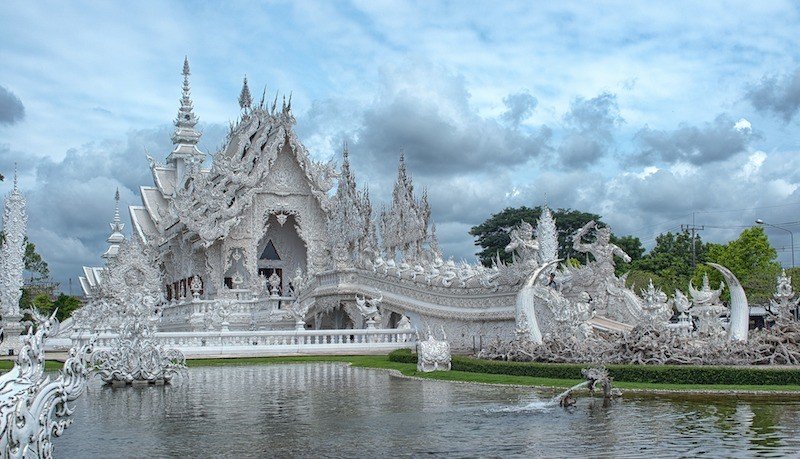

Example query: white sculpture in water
[416,326,451,372]
[0,310,94,458]
[90,239,187,384]
[0,171,27,355]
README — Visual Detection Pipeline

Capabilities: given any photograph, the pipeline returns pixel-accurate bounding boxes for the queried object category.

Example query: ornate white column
[0,171,27,355]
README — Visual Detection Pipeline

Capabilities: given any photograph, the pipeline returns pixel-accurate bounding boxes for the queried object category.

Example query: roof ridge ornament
[168,56,204,166]
[238,75,252,111]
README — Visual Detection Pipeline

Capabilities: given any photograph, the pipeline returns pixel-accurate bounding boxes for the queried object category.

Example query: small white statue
[416,326,451,372]
[355,293,383,327]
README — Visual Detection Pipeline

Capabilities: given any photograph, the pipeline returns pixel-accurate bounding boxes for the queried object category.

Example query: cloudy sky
[2,1,800,291]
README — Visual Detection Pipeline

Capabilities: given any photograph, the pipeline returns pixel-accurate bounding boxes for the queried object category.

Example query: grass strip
[388,349,800,387]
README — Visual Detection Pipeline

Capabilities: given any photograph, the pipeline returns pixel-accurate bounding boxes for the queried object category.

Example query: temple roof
[129,205,158,244]
[151,166,177,197]
[140,186,169,228]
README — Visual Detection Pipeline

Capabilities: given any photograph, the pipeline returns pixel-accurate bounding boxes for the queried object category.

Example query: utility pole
[681,213,704,268]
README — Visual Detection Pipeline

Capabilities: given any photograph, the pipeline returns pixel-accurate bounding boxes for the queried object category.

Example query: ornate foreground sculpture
[0,172,27,356]
[482,264,798,366]
[90,239,187,384]
[558,367,617,407]
[0,311,94,458]
[416,326,451,372]
[771,270,799,322]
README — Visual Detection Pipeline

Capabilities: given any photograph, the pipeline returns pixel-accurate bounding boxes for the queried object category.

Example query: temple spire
[238,76,252,111]
[102,188,125,261]
[167,56,204,173]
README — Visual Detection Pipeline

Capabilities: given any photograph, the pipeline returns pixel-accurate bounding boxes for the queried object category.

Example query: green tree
[470,206,603,265]
[693,227,781,304]
[32,293,54,315]
[610,234,645,275]
[0,232,50,279]
[52,294,82,321]
[628,230,708,295]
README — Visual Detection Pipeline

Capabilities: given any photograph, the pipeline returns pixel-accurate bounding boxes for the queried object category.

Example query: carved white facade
[70,58,760,357]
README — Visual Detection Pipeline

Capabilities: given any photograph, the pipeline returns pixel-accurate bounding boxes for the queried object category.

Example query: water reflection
[56,363,800,458]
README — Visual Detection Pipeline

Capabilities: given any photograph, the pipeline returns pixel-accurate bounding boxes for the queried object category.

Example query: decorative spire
[168,56,203,167]
[238,76,252,111]
[170,57,201,147]
[12,163,18,190]
[103,188,125,260]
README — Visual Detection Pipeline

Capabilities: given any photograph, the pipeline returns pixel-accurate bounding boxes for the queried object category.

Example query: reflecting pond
[57,363,800,458]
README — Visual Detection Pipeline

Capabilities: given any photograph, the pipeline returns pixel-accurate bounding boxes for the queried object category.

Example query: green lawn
[0,360,64,371]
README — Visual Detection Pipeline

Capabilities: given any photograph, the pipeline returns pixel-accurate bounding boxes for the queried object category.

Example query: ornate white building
[75,58,750,352]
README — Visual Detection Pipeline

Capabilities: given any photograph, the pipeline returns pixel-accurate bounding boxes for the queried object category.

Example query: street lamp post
[756,219,795,268]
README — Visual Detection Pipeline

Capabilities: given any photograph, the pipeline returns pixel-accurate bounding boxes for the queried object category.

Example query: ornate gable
[167,103,338,246]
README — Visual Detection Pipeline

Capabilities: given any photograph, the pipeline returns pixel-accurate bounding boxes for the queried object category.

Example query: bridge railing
[69,328,416,357]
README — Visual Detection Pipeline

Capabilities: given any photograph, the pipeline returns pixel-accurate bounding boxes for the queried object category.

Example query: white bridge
[65,328,416,358]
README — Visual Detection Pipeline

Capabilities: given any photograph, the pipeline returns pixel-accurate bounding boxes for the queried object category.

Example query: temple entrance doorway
[257,214,308,296]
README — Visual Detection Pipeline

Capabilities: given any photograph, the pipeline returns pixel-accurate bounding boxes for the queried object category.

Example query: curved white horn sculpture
[707,262,749,342]
[516,259,561,345]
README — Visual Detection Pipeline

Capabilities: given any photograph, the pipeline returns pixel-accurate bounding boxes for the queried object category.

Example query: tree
[470,206,602,265]
[26,293,81,321]
[52,294,82,321]
[694,227,781,304]
[0,232,50,280]
[626,231,709,295]
[610,234,644,275]
[32,293,53,315]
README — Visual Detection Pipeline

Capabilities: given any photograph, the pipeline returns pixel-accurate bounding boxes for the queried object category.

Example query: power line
[681,213,704,268]
[694,201,800,214]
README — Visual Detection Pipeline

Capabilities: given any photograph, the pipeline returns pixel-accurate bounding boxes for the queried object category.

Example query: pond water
[56,363,800,458]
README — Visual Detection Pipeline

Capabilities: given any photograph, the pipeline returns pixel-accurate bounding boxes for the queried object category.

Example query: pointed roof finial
[259,85,267,109]
[103,187,125,259]
[112,187,122,227]
[342,140,349,160]
[168,56,203,164]
[238,75,252,111]
[13,163,18,190]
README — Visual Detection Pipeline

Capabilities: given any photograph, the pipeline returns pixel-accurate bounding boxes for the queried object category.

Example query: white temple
[70,58,754,352]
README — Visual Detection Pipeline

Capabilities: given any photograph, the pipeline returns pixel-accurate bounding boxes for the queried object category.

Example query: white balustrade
[70,328,415,358]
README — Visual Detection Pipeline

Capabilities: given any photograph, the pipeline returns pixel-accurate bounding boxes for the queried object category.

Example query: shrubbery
[387,349,800,386]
